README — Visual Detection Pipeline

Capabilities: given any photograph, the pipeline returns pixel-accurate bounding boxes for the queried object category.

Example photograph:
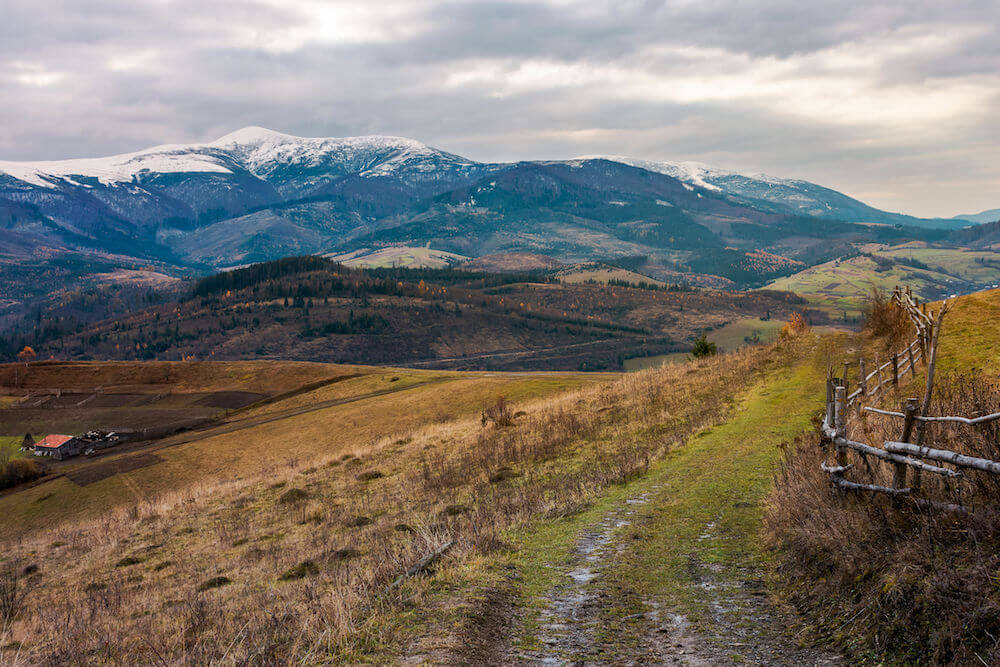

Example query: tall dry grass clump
[766,368,1000,660]
[0,341,789,663]
[862,287,913,352]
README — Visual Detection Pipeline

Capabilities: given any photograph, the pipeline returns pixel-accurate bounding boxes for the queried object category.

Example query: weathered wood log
[863,408,1000,426]
[857,359,868,417]
[912,300,951,491]
[835,437,962,477]
[885,441,1000,474]
[821,462,854,474]
[833,477,911,495]
[384,540,455,594]
[912,498,970,514]
[916,411,1000,425]
[825,378,835,429]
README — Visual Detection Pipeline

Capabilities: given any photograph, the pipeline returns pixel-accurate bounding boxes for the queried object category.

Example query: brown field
[0,360,362,395]
[0,361,609,538]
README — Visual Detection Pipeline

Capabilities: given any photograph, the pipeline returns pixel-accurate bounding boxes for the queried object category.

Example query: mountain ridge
[0,127,971,309]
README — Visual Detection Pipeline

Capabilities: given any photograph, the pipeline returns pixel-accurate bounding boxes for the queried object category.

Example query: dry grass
[0,373,597,538]
[766,325,1000,662]
[0,343,778,663]
[862,288,914,352]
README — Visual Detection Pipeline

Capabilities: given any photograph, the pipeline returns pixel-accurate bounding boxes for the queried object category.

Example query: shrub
[115,556,143,568]
[277,488,309,504]
[690,334,717,358]
[0,458,42,491]
[346,515,373,528]
[279,561,319,581]
[481,397,514,428]
[862,288,912,350]
[779,312,810,339]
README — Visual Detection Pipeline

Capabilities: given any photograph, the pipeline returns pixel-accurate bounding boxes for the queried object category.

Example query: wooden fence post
[891,398,919,489]
[907,344,916,380]
[925,321,933,364]
[875,353,884,394]
[891,352,899,387]
[858,358,867,416]
[825,377,835,428]
[835,386,847,471]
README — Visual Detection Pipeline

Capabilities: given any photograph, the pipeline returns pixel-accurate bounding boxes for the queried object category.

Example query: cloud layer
[1,0,997,217]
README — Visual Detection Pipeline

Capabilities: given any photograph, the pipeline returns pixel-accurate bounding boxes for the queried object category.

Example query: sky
[1,0,997,218]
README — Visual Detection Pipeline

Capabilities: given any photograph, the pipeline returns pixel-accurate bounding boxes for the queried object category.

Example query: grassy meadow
[0,327,826,662]
[0,436,25,461]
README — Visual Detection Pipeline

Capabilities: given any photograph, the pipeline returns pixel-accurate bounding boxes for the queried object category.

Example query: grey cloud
[0,0,997,217]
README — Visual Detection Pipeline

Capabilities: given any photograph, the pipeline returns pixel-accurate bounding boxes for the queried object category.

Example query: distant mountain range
[955,209,1000,224]
[0,127,982,297]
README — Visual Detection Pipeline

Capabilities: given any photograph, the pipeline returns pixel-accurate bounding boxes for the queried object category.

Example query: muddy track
[490,487,844,665]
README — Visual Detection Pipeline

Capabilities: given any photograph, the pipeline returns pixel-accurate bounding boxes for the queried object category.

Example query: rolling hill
[1,256,809,370]
[765,242,1000,317]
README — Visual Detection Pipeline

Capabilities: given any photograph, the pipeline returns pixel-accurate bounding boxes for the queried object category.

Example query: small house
[33,434,88,460]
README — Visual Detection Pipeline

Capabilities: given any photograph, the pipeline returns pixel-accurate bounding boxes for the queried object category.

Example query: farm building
[33,434,88,460]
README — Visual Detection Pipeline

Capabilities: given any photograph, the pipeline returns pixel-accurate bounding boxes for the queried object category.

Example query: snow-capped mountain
[576,155,943,227]
[0,127,964,276]
[0,126,477,191]
[0,127,495,256]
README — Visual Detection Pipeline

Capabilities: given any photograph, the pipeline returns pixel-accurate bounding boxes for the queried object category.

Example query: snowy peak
[0,127,470,190]
[0,143,235,189]
[210,126,296,146]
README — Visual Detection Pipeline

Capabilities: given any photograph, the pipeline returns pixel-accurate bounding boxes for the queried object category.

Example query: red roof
[34,434,74,449]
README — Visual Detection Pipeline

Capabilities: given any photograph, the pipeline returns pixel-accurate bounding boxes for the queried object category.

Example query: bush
[779,312,810,339]
[690,334,717,358]
[0,458,42,490]
[481,397,514,427]
[862,288,912,350]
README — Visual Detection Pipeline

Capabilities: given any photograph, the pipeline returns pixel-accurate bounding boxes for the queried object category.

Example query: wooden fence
[818,287,1000,512]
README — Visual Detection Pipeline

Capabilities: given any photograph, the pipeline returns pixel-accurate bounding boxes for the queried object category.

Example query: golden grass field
[0,287,994,663]
[0,366,605,537]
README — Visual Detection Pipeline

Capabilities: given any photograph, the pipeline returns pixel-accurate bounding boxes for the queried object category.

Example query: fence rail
[817,286,1000,512]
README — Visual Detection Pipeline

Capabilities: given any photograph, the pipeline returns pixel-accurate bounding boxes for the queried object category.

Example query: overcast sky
[1,0,997,217]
